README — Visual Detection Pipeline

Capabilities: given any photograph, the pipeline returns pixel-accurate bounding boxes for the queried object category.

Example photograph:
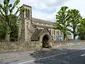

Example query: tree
[54,6,70,40]
[0,21,6,41]
[0,14,18,41]
[68,9,81,39]
[9,14,18,41]
[78,18,85,40]
[0,14,6,41]
[0,0,20,41]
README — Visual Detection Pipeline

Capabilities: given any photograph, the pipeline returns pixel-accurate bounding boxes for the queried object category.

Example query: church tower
[19,4,33,42]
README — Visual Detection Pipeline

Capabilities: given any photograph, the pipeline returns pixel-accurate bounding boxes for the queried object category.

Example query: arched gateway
[31,29,52,48]
[42,34,50,48]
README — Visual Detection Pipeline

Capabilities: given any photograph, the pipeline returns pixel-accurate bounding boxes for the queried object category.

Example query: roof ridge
[32,17,54,23]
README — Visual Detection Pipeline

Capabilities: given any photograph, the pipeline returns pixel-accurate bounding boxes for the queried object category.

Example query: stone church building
[19,4,64,48]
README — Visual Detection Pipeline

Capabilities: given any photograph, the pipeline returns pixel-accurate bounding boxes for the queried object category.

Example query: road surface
[0,45,85,64]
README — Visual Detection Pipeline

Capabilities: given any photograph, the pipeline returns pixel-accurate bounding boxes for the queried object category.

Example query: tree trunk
[73,34,76,40]
[5,26,10,42]
[73,26,76,40]
[64,34,66,41]
[73,30,76,40]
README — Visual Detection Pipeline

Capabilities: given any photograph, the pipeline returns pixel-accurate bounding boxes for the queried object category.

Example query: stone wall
[0,41,42,53]
[0,40,85,53]
[52,40,85,48]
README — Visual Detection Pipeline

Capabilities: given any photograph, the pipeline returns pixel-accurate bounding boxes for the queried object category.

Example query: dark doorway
[42,35,49,48]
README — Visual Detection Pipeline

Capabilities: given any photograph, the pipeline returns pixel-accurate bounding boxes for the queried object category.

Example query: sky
[19,0,85,22]
[0,0,85,22]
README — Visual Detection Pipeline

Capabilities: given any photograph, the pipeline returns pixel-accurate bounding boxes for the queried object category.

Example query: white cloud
[62,0,85,17]
[1,0,85,21]
[19,0,68,21]
[20,0,68,9]
[32,10,56,21]
[19,0,85,21]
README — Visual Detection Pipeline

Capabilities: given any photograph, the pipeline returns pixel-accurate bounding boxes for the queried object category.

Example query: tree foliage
[0,14,18,41]
[54,6,70,40]
[55,6,82,40]
[78,18,85,40]
[9,14,18,41]
[67,9,82,39]
[0,0,20,41]
[0,22,6,41]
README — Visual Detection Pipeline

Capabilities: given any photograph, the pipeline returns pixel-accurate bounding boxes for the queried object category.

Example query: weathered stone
[18,5,65,48]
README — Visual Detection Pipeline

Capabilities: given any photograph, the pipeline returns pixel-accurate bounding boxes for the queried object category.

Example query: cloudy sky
[0,0,85,22]
[19,0,85,22]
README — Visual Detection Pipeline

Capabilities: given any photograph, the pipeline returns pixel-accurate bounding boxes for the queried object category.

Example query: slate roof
[32,18,55,29]
[35,25,53,29]
[32,18,54,25]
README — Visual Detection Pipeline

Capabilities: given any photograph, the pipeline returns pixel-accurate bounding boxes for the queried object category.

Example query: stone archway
[42,34,50,48]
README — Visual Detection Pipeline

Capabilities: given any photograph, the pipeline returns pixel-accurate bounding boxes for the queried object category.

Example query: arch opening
[42,34,50,48]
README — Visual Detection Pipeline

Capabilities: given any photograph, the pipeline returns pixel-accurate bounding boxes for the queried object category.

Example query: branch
[10,0,20,14]
[0,15,5,21]
[14,7,20,15]
[0,4,5,17]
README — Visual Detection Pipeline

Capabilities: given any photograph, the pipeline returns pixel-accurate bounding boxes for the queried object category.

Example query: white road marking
[81,54,85,56]
[18,51,77,64]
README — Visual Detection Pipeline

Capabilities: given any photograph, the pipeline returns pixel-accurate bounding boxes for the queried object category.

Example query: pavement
[0,43,85,64]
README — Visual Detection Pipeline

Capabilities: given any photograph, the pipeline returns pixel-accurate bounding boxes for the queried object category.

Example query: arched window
[26,9,30,18]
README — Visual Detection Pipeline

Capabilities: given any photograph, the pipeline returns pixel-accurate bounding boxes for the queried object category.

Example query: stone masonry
[18,4,64,48]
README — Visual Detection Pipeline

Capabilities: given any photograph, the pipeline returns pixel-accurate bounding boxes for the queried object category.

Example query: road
[0,45,85,64]
[15,50,85,64]
[32,50,85,64]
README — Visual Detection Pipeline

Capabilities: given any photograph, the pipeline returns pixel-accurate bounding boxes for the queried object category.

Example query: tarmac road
[1,44,85,64]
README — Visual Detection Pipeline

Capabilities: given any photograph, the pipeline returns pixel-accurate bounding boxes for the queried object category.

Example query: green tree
[78,18,85,40]
[0,14,18,41]
[54,6,70,40]
[0,22,6,41]
[0,0,20,41]
[9,14,18,41]
[0,13,6,41]
[68,9,81,39]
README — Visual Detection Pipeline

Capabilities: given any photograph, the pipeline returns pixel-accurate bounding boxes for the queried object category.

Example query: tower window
[26,9,30,18]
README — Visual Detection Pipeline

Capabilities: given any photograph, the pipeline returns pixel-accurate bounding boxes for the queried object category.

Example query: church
[18,4,64,48]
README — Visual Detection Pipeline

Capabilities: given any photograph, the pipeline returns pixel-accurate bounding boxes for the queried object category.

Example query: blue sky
[0,0,85,22]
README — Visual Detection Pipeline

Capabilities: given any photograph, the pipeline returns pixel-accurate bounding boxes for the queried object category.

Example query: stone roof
[32,18,54,25]
[31,28,51,41]
[23,4,32,8]
[31,29,43,41]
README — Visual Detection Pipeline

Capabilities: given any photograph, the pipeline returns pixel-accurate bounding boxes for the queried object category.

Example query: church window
[26,9,30,18]
[57,31,59,35]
